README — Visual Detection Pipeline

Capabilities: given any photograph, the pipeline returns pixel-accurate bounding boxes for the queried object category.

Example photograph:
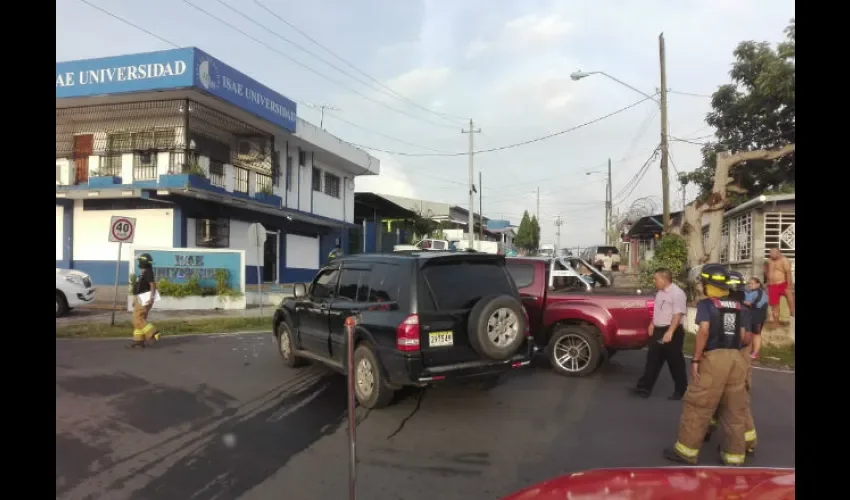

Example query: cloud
[383,67,452,99]
[464,39,490,60]
[353,154,419,199]
[504,13,573,46]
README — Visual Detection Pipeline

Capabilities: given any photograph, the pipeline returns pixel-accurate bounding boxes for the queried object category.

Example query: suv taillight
[396,314,421,351]
[646,300,655,318]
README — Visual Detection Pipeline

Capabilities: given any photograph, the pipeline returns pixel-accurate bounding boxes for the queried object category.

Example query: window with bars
[209,160,225,187]
[256,173,273,194]
[133,152,158,181]
[99,154,123,176]
[234,167,249,193]
[195,218,230,248]
[312,167,322,191]
[729,212,752,262]
[169,151,199,174]
[324,172,341,198]
[764,212,795,259]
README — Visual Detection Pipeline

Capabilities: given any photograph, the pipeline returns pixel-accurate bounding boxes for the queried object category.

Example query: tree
[514,211,535,251]
[680,19,795,266]
[530,215,541,250]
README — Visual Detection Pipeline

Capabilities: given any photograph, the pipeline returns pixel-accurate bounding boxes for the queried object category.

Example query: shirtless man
[765,248,795,323]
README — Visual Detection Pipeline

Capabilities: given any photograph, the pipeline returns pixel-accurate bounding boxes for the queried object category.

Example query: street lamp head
[570,71,589,81]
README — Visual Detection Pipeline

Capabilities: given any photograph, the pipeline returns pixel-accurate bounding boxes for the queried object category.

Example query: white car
[56,268,95,317]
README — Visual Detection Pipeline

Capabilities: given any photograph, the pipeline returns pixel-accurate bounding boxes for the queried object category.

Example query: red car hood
[502,467,794,500]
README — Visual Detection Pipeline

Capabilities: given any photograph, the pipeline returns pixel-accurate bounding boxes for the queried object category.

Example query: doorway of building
[73,134,94,185]
[263,231,278,283]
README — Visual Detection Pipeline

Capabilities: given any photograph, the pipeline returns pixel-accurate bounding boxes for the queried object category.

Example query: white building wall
[56,206,64,260]
[299,152,312,213]
[229,219,264,267]
[286,234,319,269]
[72,201,174,262]
[310,158,347,221]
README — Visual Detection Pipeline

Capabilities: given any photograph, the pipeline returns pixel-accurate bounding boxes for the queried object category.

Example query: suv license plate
[429,331,454,347]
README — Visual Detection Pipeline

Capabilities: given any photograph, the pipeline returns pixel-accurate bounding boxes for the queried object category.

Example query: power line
[178,0,458,130]
[669,90,712,98]
[212,0,461,128]
[612,147,661,203]
[322,111,450,153]
[251,0,467,125]
[76,0,178,47]
[346,95,657,157]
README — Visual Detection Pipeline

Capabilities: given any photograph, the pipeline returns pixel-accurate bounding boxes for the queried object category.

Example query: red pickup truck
[506,257,655,376]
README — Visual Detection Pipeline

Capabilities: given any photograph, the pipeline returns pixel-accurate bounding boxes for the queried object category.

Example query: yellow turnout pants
[132,297,157,342]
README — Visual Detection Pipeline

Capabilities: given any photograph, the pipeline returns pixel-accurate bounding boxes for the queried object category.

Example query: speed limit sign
[109,216,136,243]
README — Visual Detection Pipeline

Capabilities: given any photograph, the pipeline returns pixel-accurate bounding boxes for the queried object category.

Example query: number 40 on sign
[109,216,136,244]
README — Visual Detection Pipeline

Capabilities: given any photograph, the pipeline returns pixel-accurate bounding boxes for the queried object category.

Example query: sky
[56,0,795,247]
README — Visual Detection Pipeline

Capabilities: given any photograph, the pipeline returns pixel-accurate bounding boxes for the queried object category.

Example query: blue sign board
[134,249,243,292]
[56,48,297,132]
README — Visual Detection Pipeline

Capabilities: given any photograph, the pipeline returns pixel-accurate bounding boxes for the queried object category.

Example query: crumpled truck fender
[542,302,618,345]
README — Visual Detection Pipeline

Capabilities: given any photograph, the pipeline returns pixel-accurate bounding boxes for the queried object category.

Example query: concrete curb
[56,330,273,341]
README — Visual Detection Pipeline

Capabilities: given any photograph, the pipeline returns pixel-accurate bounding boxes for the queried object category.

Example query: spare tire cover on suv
[467,294,527,361]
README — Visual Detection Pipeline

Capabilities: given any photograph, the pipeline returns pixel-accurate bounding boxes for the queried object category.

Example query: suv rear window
[421,260,515,310]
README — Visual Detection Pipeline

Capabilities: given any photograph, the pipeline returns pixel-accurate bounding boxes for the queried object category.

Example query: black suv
[272,251,534,408]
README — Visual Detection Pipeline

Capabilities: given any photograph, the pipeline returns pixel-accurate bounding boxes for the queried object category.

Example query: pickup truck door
[298,266,340,356]
[327,264,372,366]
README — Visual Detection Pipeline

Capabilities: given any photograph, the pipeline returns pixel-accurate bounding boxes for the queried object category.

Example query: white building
[56,47,379,287]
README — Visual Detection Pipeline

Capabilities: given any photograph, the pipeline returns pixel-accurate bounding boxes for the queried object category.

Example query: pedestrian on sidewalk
[743,277,768,358]
[632,267,688,400]
[131,253,160,348]
[663,264,751,466]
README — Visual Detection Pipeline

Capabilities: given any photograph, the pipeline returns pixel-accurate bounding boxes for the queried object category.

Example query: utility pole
[462,119,481,249]
[606,158,613,245]
[681,181,687,210]
[658,33,671,232]
[554,216,564,250]
[479,171,484,241]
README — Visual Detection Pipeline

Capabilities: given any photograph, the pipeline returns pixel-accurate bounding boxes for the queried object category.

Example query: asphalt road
[56,333,795,500]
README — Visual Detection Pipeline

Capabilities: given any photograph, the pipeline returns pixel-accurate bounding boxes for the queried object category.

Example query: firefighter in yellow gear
[704,270,758,454]
[663,264,752,465]
[131,253,160,348]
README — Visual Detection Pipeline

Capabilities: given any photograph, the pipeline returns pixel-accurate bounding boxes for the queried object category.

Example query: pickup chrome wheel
[352,344,395,409]
[553,334,592,372]
[546,325,604,377]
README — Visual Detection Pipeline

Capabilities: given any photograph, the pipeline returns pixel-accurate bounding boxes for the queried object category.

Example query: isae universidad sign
[55,60,188,87]
[56,47,297,132]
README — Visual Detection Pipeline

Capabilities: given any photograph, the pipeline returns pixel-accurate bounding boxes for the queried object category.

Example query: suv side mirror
[293,283,307,298]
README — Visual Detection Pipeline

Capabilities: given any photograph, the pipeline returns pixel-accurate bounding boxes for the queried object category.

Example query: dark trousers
[636,325,688,395]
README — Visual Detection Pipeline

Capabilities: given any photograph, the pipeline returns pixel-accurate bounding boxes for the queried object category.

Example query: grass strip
[56,316,272,339]
[682,333,794,370]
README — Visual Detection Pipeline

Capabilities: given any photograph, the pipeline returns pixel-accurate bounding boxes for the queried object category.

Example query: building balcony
[55,151,284,209]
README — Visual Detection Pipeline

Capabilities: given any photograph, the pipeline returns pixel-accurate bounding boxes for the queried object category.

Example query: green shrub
[639,234,689,290]
[127,269,243,298]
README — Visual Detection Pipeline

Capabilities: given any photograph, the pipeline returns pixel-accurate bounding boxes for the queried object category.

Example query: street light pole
[570,42,672,232]
[607,158,613,245]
